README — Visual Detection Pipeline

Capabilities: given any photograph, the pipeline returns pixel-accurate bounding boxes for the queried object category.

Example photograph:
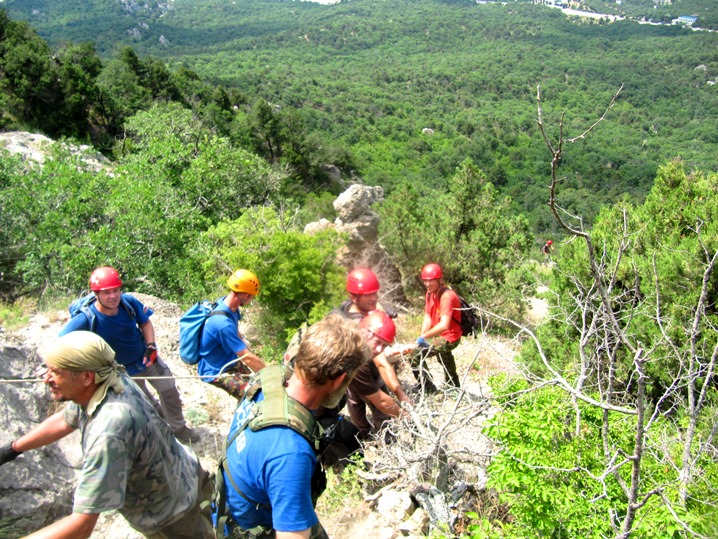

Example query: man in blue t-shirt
[59,266,198,443]
[198,269,266,400]
[223,315,371,538]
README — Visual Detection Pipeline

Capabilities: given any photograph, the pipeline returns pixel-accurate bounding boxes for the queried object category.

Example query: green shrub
[379,159,534,323]
[190,205,346,355]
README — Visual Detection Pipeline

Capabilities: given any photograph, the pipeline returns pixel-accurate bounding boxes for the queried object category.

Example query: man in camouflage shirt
[0,331,213,539]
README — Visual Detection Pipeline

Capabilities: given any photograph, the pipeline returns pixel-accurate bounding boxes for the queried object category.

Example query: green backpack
[213,364,325,537]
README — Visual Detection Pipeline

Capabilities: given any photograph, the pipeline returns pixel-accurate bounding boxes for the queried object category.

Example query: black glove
[0,441,21,466]
[144,342,158,365]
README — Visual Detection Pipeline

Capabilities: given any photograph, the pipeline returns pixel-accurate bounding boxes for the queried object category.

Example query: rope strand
[0,372,252,384]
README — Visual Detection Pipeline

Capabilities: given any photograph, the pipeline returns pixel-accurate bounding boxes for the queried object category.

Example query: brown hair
[294,314,371,386]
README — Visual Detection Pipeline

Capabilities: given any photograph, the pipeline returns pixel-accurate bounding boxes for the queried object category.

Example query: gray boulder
[0,333,78,536]
[0,131,111,172]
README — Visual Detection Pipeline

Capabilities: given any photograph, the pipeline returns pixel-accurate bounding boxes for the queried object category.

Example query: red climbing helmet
[89,266,123,291]
[421,263,443,280]
[359,310,396,344]
[346,268,380,295]
[547,240,553,246]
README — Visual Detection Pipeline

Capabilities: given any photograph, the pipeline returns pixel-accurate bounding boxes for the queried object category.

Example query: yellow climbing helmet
[227,269,260,295]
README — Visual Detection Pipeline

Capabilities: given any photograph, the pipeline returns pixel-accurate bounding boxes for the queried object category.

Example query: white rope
[0,372,252,384]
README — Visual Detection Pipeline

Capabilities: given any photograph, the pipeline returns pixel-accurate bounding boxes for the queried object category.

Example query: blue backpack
[178,300,232,365]
[68,292,137,332]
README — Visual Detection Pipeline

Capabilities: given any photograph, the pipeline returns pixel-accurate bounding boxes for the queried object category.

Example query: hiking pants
[346,387,391,440]
[411,338,461,391]
[143,465,214,539]
[227,521,329,539]
[134,357,187,431]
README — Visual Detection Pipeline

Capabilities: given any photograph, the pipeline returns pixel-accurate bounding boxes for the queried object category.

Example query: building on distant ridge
[676,15,698,26]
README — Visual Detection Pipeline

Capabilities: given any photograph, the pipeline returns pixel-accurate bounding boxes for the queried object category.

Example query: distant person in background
[197,269,266,400]
[542,240,553,259]
[59,266,198,443]
[412,263,462,392]
[0,332,213,539]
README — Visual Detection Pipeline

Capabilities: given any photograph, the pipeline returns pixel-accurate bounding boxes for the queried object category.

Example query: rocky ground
[1,293,545,538]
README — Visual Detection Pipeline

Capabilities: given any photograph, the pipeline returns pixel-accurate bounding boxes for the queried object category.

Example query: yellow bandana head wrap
[44,331,124,414]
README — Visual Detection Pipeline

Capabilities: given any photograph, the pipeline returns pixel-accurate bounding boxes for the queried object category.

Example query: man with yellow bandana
[0,331,213,539]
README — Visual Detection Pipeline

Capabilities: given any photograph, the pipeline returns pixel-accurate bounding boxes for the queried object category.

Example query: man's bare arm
[237,349,266,372]
[22,512,99,539]
[373,354,411,405]
[13,411,76,452]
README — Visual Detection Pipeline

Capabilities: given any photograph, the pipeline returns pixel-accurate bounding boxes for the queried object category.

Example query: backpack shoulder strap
[225,364,323,450]
[248,365,323,451]
[119,294,137,319]
[69,293,97,331]
[437,286,462,326]
[209,300,237,323]
[80,304,96,332]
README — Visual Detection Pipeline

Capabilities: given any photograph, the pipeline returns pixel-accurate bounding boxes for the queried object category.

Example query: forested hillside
[6,0,718,234]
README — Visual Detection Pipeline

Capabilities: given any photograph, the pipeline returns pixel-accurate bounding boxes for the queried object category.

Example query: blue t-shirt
[197,297,247,382]
[59,295,152,375]
[224,391,318,533]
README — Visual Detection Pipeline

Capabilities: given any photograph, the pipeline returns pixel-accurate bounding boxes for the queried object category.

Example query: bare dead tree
[469,86,718,539]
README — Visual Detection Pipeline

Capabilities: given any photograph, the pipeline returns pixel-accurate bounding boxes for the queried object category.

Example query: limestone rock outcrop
[305,183,407,308]
[0,131,111,172]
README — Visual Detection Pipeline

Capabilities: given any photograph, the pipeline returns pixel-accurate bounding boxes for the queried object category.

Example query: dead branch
[476,304,636,415]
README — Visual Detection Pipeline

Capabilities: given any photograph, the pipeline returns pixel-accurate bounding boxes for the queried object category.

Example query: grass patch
[316,454,366,520]
[185,406,211,425]
[0,293,79,330]
[0,300,33,329]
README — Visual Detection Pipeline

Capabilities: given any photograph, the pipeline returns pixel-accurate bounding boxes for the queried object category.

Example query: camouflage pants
[411,337,461,391]
[143,465,214,539]
[227,521,329,539]
[210,364,252,400]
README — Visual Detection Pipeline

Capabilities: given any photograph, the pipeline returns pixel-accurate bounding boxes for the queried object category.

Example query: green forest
[2,0,718,536]
[5,0,718,234]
